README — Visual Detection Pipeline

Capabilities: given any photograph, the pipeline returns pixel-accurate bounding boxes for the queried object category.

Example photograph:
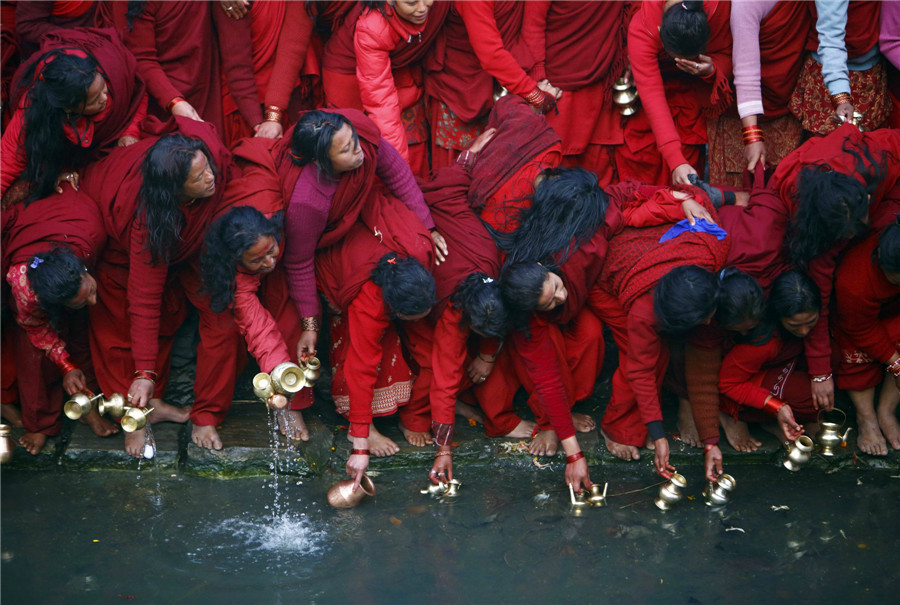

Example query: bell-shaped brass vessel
[98,393,127,418]
[0,424,14,464]
[120,406,154,432]
[300,357,322,387]
[270,362,306,394]
[64,393,103,420]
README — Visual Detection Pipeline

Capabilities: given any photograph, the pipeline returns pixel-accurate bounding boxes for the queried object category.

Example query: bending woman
[1,27,147,205]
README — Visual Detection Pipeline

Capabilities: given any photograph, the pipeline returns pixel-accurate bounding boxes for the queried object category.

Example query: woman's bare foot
[572,412,596,432]
[1,403,23,427]
[601,429,640,460]
[529,429,559,456]
[19,432,46,455]
[877,409,900,451]
[148,399,190,424]
[399,421,431,447]
[719,412,761,452]
[455,401,485,425]
[82,408,120,437]
[347,424,399,457]
[504,419,536,439]
[644,436,656,450]
[277,410,310,441]
[856,413,888,456]
[192,424,223,450]
[677,398,702,447]
[125,428,147,458]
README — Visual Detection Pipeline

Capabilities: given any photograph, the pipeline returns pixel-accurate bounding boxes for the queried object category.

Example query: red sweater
[719,332,803,409]
[232,270,290,374]
[345,280,392,438]
[628,0,733,172]
[834,233,900,363]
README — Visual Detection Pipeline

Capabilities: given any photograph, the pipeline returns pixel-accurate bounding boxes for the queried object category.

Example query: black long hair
[767,269,821,338]
[370,252,436,317]
[138,134,217,264]
[788,166,868,268]
[498,167,607,266]
[660,0,709,57]
[450,273,510,339]
[653,265,719,337]
[877,216,900,274]
[201,206,283,313]
[19,51,99,203]
[26,248,87,330]
[126,0,147,30]
[498,262,563,335]
[290,110,355,178]
[715,268,765,329]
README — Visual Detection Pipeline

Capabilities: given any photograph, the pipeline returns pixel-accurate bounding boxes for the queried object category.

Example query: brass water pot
[613,88,638,106]
[64,393,103,420]
[98,393,127,418]
[0,424,14,464]
[587,482,608,507]
[300,357,322,386]
[569,483,591,515]
[654,473,687,510]
[702,473,736,506]
[815,409,852,456]
[270,362,306,394]
[783,435,815,471]
[120,406,154,432]
[252,372,275,402]
[327,474,376,508]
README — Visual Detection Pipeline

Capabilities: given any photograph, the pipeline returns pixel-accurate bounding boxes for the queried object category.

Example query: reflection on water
[2,467,898,603]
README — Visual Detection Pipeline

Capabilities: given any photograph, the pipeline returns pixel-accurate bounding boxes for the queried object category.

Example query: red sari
[833,232,900,391]
[598,188,730,446]
[424,0,536,169]
[82,117,238,427]
[626,0,733,184]
[276,109,435,436]
[2,188,105,436]
[522,0,627,185]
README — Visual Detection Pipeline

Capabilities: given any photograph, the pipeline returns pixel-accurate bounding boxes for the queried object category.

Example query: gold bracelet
[435,451,453,457]
[301,316,320,332]
[831,92,852,108]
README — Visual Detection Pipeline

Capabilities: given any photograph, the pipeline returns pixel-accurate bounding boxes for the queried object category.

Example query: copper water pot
[327,474,376,508]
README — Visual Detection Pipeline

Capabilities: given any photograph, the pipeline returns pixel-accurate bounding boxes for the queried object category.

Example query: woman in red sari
[279,109,441,457]
[522,1,628,186]
[15,0,98,58]
[201,201,311,441]
[2,189,119,455]
[82,117,236,457]
[833,225,900,456]
[214,0,317,146]
[424,0,558,170]
[1,27,146,205]
[718,270,820,449]
[627,0,733,185]
[707,0,810,186]
[323,0,448,176]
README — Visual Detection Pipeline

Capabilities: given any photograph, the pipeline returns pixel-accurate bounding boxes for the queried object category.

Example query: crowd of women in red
[1,0,899,494]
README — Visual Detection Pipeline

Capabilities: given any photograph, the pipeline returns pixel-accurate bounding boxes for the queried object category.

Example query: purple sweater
[282,138,435,319]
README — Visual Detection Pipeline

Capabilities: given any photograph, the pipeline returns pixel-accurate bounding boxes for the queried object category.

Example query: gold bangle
[435,451,452,457]
[301,316,320,332]
[831,92,852,108]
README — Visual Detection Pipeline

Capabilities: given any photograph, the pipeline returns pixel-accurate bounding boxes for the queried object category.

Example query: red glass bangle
[703,443,717,453]
[166,97,186,113]
[566,451,585,464]
[350,449,369,456]
[58,359,79,375]
[763,397,785,415]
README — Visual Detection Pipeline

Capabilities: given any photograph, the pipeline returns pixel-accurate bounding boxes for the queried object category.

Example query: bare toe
[125,429,145,458]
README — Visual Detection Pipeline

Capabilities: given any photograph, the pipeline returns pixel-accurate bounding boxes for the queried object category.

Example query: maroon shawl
[468,95,560,210]
[544,1,627,93]
[275,108,433,309]
[11,27,146,165]
[757,1,812,116]
[420,164,500,315]
[601,188,730,312]
[81,116,233,263]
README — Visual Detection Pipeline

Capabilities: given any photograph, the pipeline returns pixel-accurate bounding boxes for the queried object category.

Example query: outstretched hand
[654,437,675,479]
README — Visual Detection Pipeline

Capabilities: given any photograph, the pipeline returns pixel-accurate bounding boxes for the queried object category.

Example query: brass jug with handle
[815,409,852,456]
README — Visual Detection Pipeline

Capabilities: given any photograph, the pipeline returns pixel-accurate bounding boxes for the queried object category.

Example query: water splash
[209,512,329,556]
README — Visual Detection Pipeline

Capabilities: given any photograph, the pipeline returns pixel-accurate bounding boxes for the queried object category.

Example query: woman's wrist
[166,96,186,113]
[264,105,283,123]
[301,316,320,332]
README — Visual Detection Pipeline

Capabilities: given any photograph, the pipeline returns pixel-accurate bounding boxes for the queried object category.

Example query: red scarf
[757,1,813,116]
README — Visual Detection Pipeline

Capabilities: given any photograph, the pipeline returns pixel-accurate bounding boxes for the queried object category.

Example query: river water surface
[2,466,897,603]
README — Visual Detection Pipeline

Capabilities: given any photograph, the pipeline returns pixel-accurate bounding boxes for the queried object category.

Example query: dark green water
[2,464,898,604]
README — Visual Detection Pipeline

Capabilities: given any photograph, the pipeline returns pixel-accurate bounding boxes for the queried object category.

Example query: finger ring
[479,377,486,382]
[695,63,699,70]
[430,470,436,475]
[226,6,233,10]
